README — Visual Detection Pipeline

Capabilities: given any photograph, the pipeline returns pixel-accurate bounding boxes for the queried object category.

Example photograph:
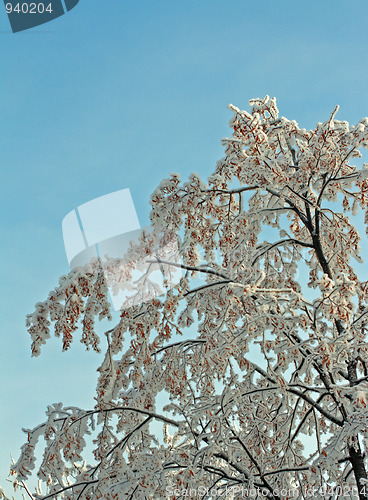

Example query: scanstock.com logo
[4,0,79,32]
[62,189,182,311]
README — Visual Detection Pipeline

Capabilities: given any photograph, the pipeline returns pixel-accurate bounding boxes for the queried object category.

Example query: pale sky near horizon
[2,1,368,496]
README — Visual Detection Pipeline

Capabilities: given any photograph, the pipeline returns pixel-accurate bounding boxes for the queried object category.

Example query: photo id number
[5,3,53,14]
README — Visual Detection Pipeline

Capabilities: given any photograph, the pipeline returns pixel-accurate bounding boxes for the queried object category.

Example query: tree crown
[9,96,368,500]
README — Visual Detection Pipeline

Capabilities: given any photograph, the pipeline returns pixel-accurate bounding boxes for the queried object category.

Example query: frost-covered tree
[8,96,368,499]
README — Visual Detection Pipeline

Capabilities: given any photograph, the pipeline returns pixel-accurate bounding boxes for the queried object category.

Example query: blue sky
[2,0,368,496]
